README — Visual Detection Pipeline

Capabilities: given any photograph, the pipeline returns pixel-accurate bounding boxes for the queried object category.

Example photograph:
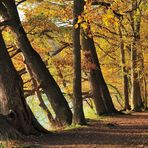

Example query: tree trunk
[73,0,86,125]
[0,32,49,137]
[25,63,56,127]
[0,0,72,125]
[130,0,143,111]
[82,31,107,115]
[0,114,21,140]
[138,50,147,109]
[131,38,143,111]
[81,27,117,115]
[119,23,130,110]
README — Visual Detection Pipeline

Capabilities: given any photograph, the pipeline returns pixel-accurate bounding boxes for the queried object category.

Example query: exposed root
[0,115,22,140]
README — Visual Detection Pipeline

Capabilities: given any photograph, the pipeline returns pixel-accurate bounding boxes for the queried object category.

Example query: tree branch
[10,49,21,58]
[16,0,26,6]
[49,43,71,57]
[0,20,10,27]
[91,1,111,7]
[18,68,27,76]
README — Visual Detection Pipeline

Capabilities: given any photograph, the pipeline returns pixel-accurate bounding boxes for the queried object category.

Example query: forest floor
[2,111,148,148]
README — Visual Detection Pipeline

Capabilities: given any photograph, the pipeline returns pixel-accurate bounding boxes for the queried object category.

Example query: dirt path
[8,111,148,147]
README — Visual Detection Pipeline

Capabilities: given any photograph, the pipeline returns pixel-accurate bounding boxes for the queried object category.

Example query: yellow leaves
[78,15,83,24]
[74,15,85,29]
[102,11,119,27]
[74,24,79,29]
[103,14,113,26]
[82,22,89,30]
[74,14,90,31]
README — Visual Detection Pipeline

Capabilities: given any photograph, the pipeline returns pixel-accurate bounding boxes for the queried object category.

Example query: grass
[0,143,4,148]
[26,95,101,130]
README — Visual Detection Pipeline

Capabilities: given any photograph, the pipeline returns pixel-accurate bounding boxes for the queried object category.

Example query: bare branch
[16,0,26,6]
[18,68,27,76]
[91,1,111,7]
[24,78,33,85]
[10,49,21,58]
[0,20,10,27]
[49,43,72,57]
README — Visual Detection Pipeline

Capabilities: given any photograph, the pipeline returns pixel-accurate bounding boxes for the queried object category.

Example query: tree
[0,0,72,125]
[81,27,117,115]
[81,1,117,115]
[73,0,86,125]
[118,20,130,110]
[0,31,49,137]
[130,0,144,111]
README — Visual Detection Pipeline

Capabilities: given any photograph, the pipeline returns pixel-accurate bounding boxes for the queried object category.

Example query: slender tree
[118,21,130,110]
[73,0,86,125]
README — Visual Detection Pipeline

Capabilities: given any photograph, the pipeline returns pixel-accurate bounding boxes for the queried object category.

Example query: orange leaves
[74,15,85,29]
[82,51,97,71]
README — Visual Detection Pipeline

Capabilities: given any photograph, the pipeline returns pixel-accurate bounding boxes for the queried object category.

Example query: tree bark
[131,39,143,110]
[138,49,147,109]
[130,0,143,111]
[25,63,56,127]
[0,31,49,136]
[119,22,130,110]
[73,0,86,125]
[0,114,21,140]
[82,30,107,115]
[81,27,117,115]
[0,0,72,124]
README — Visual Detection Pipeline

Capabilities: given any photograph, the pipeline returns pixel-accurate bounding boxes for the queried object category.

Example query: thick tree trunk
[119,24,130,110]
[0,0,72,125]
[73,0,86,125]
[82,31,107,115]
[0,114,21,140]
[81,28,117,115]
[0,32,49,136]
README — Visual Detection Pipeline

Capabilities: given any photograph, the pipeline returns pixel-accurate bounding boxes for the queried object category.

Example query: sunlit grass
[83,101,99,120]
[26,95,106,131]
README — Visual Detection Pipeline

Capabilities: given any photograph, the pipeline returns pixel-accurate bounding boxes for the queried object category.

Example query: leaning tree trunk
[0,0,72,125]
[81,26,117,115]
[25,62,56,127]
[0,32,49,137]
[73,0,86,125]
[119,22,130,110]
[82,30,107,115]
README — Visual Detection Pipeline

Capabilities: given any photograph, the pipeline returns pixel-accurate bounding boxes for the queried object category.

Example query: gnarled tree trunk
[0,32,49,138]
